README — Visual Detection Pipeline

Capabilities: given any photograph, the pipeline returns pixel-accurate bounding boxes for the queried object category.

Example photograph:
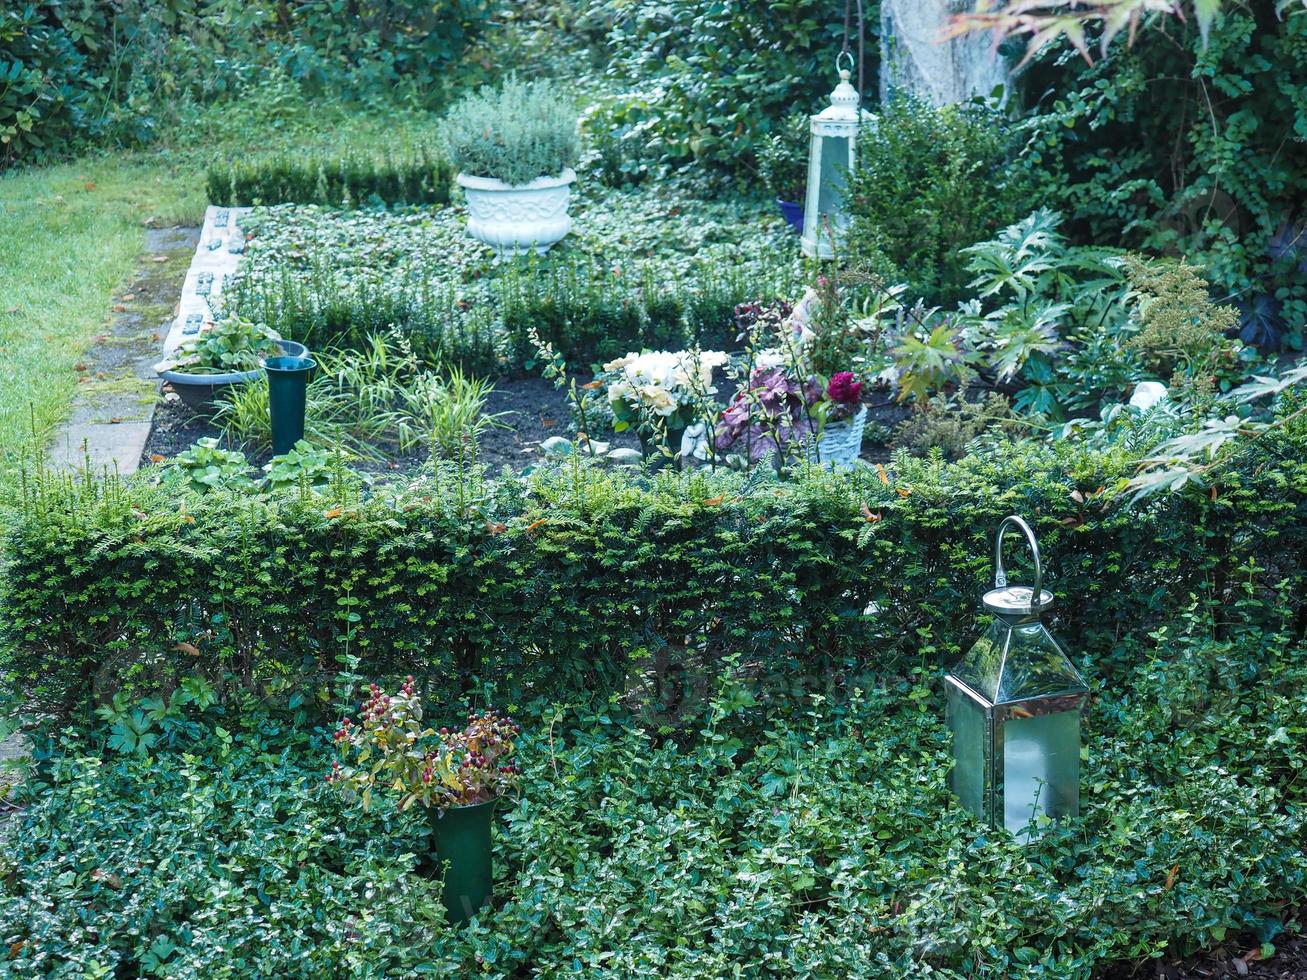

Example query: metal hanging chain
[841,0,866,104]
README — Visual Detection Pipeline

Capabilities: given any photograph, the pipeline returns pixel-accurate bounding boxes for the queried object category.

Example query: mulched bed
[141,375,642,474]
[1099,915,1306,979]
[141,373,911,473]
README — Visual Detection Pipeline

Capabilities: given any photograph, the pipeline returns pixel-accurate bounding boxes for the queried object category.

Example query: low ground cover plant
[223,185,802,371]
[0,618,1302,977]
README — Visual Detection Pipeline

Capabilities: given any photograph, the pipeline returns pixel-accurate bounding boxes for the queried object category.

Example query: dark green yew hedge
[4,436,1306,712]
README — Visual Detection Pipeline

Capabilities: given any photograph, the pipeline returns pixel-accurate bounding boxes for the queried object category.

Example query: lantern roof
[813,68,865,124]
[948,515,1088,706]
[948,618,1088,707]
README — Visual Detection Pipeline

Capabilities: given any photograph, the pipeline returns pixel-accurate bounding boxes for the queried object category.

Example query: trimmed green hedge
[205,144,453,208]
[5,436,1306,713]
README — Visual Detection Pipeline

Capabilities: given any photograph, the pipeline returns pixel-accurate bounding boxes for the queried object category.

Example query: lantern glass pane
[815,134,851,224]
[946,684,986,815]
[1001,708,1081,837]
[951,617,1085,706]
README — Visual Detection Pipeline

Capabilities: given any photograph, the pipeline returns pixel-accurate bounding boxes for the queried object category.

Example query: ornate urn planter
[458,168,577,258]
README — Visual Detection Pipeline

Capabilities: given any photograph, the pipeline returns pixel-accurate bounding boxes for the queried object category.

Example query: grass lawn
[0,154,201,459]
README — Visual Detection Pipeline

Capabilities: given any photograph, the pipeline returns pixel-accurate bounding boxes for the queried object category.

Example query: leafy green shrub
[162,314,282,374]
[755,111,809,202]
[157,438,255,494]
[845,96,1030,305]
[442,77,580,184]
[0,6,99,166]
[592,0,867,179]
[1021,6,1307,350]
[206,143,452,207]
[5,429,1306,714]
[1121,257,1245,397]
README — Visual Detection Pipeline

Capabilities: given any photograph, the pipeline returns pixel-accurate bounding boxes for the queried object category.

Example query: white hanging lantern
[801,53,874,260]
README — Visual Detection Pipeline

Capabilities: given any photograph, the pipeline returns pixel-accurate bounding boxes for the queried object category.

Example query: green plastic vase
[263,354,315,456]
[430,800,495,925]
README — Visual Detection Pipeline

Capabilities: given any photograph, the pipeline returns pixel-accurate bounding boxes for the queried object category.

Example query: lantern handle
[993,515,1043,611]
[835,49,854,78]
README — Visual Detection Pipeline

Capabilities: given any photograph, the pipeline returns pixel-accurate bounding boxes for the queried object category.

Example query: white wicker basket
[817,406,867,468]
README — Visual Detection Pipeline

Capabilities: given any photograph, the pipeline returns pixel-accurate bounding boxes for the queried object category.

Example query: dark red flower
[827,372,862,405]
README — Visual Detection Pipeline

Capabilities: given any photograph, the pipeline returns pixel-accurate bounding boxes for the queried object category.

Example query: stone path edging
[47,205,248,477]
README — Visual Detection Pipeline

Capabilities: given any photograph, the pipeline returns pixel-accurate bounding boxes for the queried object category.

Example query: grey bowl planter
[157,339,307,414]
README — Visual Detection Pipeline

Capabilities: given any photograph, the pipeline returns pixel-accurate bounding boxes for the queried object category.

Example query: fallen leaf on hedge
[486,520,507,535]
[876,464,889,485]
[174,642,200,657]
[700,496,725,506]
[1164,864,1178,890]
[580,381,603,390]
[860,503,881,523]
[895,487,911,498]
[525,518,546,534]
[150,454,166,463]
[323,508,342,519]
[9,941,25,958]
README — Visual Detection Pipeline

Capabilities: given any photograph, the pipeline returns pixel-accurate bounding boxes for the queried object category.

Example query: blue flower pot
[776,199,804,234]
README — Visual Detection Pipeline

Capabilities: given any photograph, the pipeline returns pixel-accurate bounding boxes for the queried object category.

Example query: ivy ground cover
[1,624,1304,978]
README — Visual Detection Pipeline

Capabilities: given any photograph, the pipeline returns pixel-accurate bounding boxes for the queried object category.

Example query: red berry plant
[326,677,522,814]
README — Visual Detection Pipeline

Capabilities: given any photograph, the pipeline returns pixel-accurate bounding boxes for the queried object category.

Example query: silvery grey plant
[442,77,581,186]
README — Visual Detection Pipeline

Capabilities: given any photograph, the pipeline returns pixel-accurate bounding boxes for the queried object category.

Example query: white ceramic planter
[817,405,867,468]
[457,168,576,258]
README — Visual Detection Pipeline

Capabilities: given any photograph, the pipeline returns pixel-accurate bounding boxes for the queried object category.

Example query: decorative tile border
[161,205,250,355]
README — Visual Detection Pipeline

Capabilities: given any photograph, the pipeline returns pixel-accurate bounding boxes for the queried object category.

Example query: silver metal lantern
[945,516,1089,840]
[801,53,873,260]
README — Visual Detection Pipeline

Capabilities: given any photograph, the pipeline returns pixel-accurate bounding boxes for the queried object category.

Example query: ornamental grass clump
[442,77,580,186]
[328,678,521,814]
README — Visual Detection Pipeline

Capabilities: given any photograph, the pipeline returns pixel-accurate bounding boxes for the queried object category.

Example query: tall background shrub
[590,0,879,181]
[1020,2,1307,348]
[844,96,1031,305]
[0,0,499,168]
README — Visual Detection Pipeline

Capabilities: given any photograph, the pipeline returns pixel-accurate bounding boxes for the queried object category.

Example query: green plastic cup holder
[430,799,495,925]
